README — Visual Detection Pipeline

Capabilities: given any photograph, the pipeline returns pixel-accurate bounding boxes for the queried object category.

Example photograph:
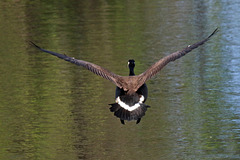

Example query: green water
[0,1,240,159]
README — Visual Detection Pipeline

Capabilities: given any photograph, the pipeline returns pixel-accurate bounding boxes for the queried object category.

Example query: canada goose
[30,28,218,124]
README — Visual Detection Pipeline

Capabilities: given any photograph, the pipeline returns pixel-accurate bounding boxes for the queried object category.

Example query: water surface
[0,0,240,159]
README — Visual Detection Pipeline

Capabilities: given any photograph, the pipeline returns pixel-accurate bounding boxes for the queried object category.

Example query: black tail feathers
[109,103,150,124]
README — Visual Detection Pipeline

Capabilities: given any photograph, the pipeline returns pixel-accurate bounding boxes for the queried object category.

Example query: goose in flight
[30,28,218,124]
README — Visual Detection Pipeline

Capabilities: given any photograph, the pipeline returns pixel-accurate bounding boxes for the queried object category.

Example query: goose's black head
[128,59,135,76]
[128,59,135,68]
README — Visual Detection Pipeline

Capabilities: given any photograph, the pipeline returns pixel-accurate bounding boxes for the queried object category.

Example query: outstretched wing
[30,41,124,88]
[136,28,218,89]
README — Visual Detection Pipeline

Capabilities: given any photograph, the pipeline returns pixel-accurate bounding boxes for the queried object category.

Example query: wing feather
[136,28,218,88]
[30,41,123,88]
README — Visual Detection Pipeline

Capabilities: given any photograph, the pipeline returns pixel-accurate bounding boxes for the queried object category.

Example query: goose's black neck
[129,67,135,76]
[128,59,135,76]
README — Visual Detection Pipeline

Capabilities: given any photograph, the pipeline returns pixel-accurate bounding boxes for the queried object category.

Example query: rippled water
[0,0,240,159]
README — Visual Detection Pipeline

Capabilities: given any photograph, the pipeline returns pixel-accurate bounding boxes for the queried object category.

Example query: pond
[0,0,240,159]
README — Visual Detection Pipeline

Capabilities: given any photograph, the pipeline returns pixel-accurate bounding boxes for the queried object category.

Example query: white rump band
[116,96,145,112]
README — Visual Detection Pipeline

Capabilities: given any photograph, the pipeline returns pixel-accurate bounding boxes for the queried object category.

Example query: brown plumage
[30,28,218,124]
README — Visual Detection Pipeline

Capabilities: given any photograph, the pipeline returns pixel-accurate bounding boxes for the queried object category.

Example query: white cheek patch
[139,95,144,103]
[116,96,145,112]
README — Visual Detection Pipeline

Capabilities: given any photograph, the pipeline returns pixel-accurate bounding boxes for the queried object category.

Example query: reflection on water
[0,0,240,159]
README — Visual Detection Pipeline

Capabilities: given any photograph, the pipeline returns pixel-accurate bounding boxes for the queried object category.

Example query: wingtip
[213,27,219,34]
[208,27,219,39]
[29,41,41,49]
